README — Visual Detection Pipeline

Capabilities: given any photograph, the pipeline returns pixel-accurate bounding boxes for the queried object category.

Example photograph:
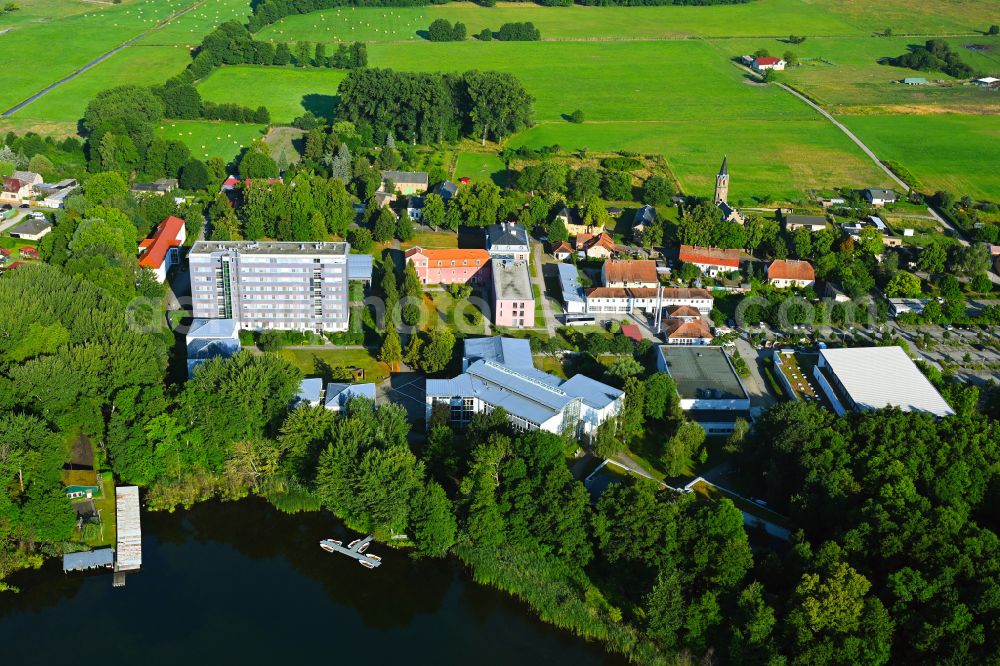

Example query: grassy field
[280,347,390,383]
[454,151,508,185]
[842,114,1000,199]
[400,230,459,249]
[156,120,267,162]
[198,65,347,123]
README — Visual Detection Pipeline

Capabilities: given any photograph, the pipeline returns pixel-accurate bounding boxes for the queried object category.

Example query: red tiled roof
[679,245,740,268]
[585,286,713,300]
[667,305,702,318]
[5,261,25,271]
[604,260,658,285]
[0,248,10,256]
[3,178,22,192]
[579,232,616,254]
[550,241,573,254]
[405,246,490,265]
[138,216,185,269]
[19,246,38,258]
[620,324,643,342]
[756,56,781,65]
[665,317,713,341]
[768,259,815,282]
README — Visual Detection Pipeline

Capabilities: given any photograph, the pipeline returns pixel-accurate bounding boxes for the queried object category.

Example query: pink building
[492,259,535,328]
[404,247,491,285]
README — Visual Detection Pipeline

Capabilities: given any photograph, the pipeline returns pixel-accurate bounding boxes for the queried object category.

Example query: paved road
[0,210,31,234]
[777,83,911,193]
[1,0,204,117]
[530,241,557,335]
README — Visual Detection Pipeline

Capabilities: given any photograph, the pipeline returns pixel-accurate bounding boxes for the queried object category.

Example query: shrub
[402,303,422,326]
[600,157,642,171]
[569,109,585,124]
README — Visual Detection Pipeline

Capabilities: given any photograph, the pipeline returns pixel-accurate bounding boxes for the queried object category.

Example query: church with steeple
[713,156,744,224]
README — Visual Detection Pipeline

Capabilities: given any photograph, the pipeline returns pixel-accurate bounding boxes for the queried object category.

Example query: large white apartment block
[189,241,370,332]
[583,287,714,316]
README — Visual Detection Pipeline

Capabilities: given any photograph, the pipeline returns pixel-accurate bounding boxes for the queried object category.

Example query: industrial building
[813,346,953,417]
[656,346,751,434]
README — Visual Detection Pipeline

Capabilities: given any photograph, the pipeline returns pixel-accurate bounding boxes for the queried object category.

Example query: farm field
[713,35,1000,113]
[198,66,346,123]
[156,120,267,163]
[141,0,251,46]
[0,0,191,112]
[841,114,1000,199]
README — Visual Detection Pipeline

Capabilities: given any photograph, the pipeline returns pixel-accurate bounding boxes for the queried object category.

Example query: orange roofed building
[678,245,741,277]
[138,216,186,283]
[767,259,815,288]
[405,247,492,285]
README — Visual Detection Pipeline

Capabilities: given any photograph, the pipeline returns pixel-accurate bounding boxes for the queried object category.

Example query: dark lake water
[0,498,626,665]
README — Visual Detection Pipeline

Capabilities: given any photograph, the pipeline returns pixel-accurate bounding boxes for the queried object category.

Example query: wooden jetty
[319,535,382,569]
[113,486,142,587]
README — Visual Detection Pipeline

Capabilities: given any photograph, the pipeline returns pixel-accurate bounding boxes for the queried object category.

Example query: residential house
[381,170,429,195]
[678,245,741,277]
[602,259,659,288]
[295,378,325,408]
[549,240,573,261]
[220,175,282,192]
[663,316,714,346]
[752,56,786,72]
[425,337,623,439]
[486,222,530,261]
[632,205,657,238]
[435,180,459,203]
[19,246,39,260]
[768,259,815,288]
[404,247,491,285]
[0,170,42,204]
[824,282,851,303]
[8,218,52,241]
[406,196,424,221]
[492,259,534,327]
[554,207,601,236]
[784,214,828,232]
[324,383,377,411]
[138,215,186,283]
[576,232,617,260]
[63,469,101,500]
[186,318,241,378]
[35,178,77,209]
[863,188,898,207]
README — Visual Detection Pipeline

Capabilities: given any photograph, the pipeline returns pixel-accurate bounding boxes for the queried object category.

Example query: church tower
[714,156,729,205]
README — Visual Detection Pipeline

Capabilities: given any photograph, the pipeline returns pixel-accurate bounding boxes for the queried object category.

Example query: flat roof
[492,259,533,301]
[463,336,535,371]
[657,346,748,401]
[819,346,953,417]
[187,318,239,341]
[347,254,373,281]
[63,548,114,572]
[190,240,348,256]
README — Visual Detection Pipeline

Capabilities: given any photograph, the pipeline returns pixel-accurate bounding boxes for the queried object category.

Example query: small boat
[319,539,342,553]
[347,539,360,549]
[358,559,376,569]
[358,542,369,553]
[366,554,381,562]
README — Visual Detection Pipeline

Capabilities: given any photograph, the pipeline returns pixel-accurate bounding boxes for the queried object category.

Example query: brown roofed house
[767,259,815,288]
[602,259,659,289]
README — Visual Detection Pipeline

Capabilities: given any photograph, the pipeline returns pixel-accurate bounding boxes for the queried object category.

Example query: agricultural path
[776,83,911,193]
[0,0,206,118]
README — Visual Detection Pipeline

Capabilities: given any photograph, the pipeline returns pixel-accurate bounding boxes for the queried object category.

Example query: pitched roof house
[576,232,618,259]
[405,247,491,285]
[767,259,815,288]
[138,215,186,282]
[678,245,741,276]
[602,259,659,288]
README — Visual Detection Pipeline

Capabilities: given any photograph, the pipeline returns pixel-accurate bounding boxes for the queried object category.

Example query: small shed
[903,77,927,85]
[63,548,114,573]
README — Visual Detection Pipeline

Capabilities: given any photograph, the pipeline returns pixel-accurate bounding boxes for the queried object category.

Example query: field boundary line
[1,0,206,118]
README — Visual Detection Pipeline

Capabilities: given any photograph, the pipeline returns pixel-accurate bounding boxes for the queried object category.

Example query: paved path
[0,210,30,234]
[1,0,204,117]
[776,83,911,193]
[530,241,557,335]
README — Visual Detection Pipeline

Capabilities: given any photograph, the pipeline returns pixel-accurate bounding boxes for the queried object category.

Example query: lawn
[69,472,117,548]
[454,151,508,186]
[400,230,459,249]
[197,65,347,123]
[279,347,390,383]
[155,119,268,163]
[425,290,487,336]
[842,114,1000,199]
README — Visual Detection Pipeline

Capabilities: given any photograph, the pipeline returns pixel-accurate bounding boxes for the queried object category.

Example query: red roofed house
[549,241,573,261]
[602,260,659,289]
[1,171,42,204]
[678,245,741,277]
[752,56,786,72]
[221,175,283,192]
[4,261,25,272]
[620,324,643,343]
[138,216,186,283]
[19,246,39,260]
[767,259,815,289]
[576,232,617,260]
[405,247,491,285]
[663,316,714,345]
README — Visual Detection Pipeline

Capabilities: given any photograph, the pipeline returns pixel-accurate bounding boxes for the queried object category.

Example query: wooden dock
[319,535,382,568]
[114,486,142,586]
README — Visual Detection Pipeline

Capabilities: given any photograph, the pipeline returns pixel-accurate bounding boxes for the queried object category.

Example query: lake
[0,497,625,665]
